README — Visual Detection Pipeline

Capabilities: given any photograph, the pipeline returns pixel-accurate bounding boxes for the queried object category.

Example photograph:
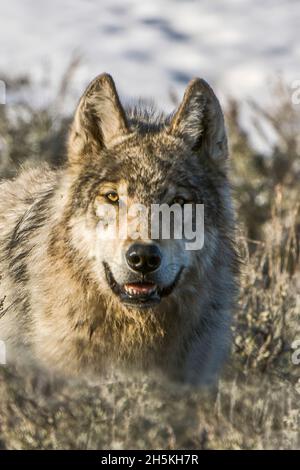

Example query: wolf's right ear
[167,78,228,162]
[68,73,129,160]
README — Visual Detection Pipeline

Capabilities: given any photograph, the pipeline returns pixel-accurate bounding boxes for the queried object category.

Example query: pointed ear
[168,78,228,161]
[68,73,129,159]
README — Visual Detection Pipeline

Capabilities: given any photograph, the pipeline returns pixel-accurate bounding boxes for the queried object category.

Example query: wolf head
[63,73,232,310]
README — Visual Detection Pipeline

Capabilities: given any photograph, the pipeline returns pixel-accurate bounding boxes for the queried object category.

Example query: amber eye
[105,191,119,203]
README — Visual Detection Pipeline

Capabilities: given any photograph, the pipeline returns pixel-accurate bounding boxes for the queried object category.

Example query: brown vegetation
[0,73,299,449]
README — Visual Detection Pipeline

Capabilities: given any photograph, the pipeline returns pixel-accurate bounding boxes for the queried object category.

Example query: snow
[0,0,298,126]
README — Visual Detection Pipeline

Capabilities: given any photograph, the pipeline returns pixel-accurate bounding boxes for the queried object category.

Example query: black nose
[126,243,162,274]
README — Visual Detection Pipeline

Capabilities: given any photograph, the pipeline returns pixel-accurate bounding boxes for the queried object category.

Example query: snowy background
[0,0,299,119]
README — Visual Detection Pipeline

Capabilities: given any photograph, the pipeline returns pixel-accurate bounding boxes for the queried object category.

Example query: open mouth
[103,262,183,309]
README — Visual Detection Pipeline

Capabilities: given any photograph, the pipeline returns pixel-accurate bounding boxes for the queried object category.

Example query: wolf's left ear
[168,78,228,161]
[68,73,129,159]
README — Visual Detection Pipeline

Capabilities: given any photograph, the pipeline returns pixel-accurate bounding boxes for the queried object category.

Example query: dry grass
[0,72,299,449]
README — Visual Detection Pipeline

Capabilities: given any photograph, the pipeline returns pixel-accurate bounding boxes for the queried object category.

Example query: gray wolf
[0,74,238,385]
